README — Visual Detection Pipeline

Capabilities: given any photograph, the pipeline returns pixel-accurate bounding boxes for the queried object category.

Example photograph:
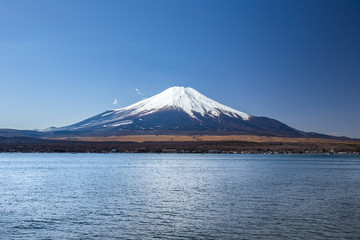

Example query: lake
[0,153,359,239]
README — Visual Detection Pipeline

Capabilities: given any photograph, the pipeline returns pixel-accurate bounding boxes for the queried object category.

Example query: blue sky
[0,0,359,138]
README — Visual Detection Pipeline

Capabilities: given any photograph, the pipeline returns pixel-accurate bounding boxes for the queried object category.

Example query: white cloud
[113,98,118,105]
[135,88,143,95]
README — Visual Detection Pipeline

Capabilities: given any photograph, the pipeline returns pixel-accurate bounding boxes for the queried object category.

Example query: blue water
[0,153,359,239]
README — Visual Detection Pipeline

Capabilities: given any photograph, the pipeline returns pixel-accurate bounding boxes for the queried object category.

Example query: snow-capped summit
[54,86,251,131]
[50,86,306,137]
[116,86,250,120]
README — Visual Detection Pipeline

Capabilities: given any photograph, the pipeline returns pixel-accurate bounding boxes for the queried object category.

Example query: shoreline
[1,151,359,155]
[1,138,359,155]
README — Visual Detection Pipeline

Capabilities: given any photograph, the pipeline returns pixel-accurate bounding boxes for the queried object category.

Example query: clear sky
[1,0,359,138]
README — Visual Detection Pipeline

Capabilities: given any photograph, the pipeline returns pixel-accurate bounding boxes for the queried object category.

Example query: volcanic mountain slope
[44,86,316,137]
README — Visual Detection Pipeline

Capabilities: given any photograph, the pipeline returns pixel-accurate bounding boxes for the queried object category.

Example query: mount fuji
[43,86,320,138]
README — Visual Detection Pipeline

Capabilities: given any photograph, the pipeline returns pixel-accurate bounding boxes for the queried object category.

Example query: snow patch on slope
[110,120,133,127]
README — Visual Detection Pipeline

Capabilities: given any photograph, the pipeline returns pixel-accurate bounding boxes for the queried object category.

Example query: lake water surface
[0,153,359,239]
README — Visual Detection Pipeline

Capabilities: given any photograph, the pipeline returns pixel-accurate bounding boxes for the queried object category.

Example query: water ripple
[0,153,359,239]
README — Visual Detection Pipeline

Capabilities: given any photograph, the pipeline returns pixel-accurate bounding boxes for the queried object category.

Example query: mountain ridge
[51,86,251,132]
[35,86,332,138]
[0,86,352,140]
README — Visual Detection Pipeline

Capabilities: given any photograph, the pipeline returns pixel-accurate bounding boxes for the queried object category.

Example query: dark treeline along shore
[1,136,359,154]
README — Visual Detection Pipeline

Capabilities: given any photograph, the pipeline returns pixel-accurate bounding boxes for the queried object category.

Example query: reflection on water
[0,153,360,239]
